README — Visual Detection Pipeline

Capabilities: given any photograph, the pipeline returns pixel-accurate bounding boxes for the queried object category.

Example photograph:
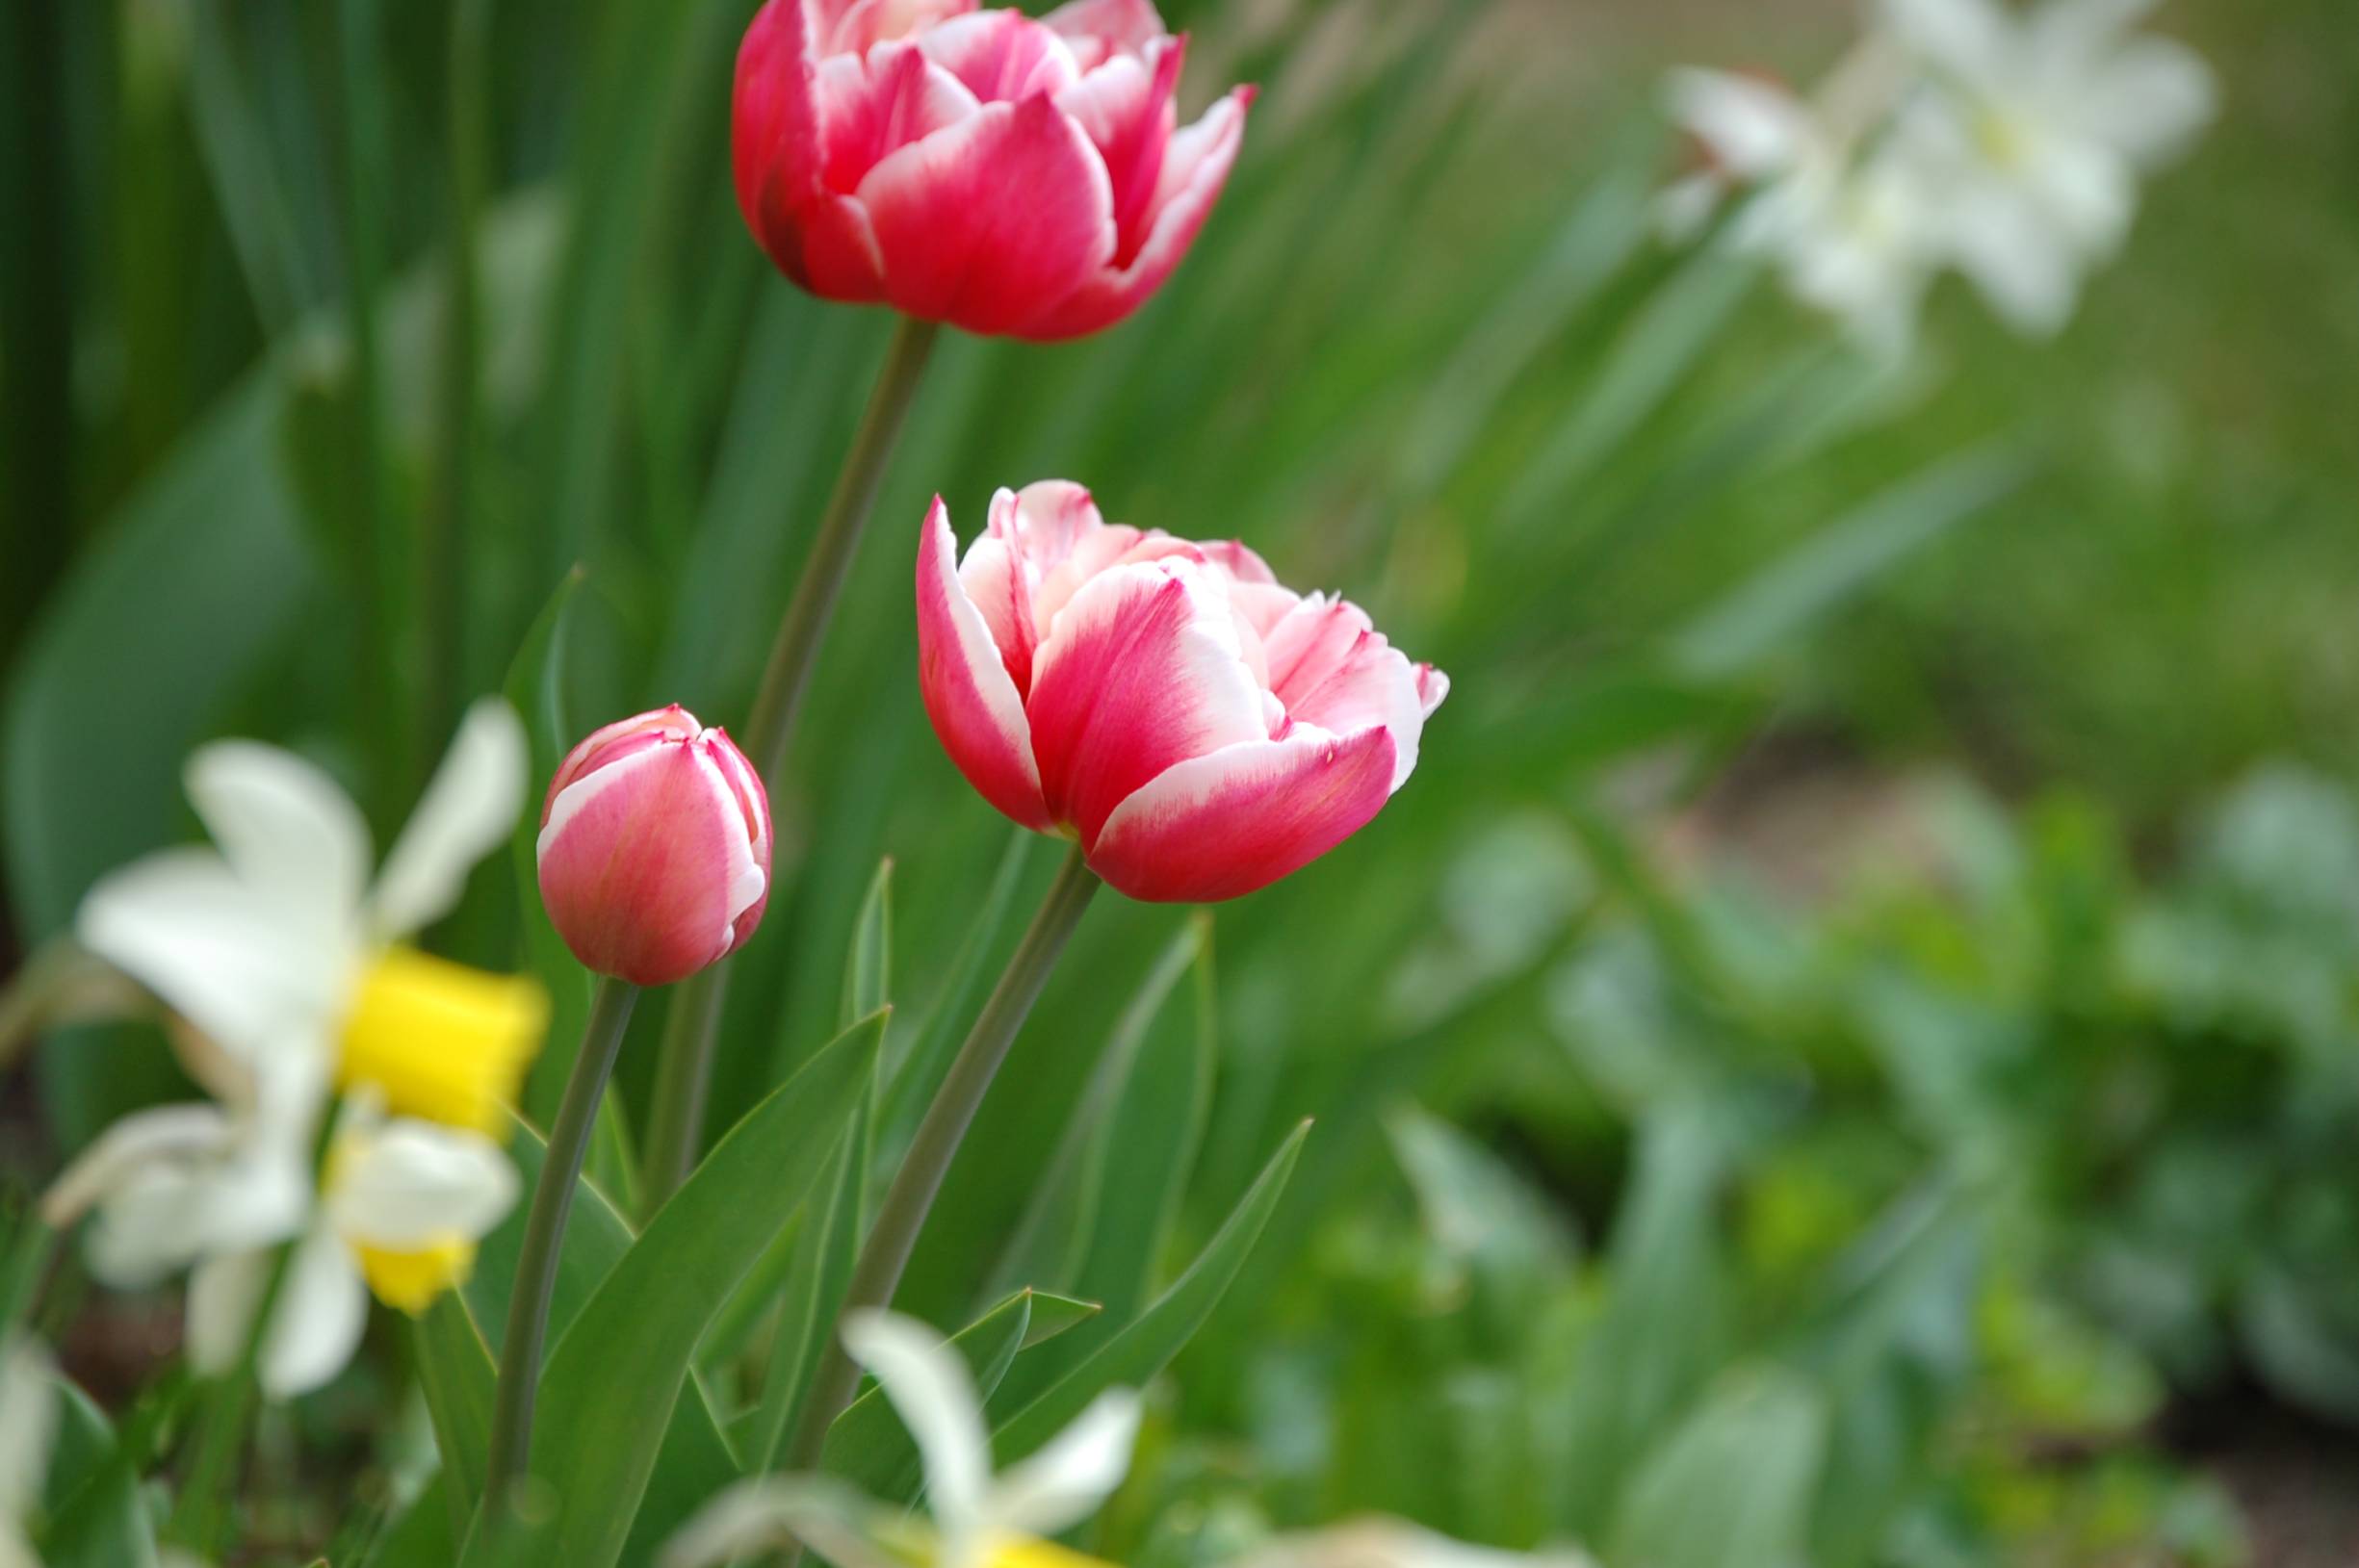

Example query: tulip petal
[1054,37,1183,262]
[817,0,977,56]
[814,44,980,195]
[919,498,1052,829]
[735,0,822,230]
[916,9,1083,104]
[1262,594,1429,789]
[536,742,745,986]
[370,698,528,939]
[955,480,1108,692]
[1020,84,1251,340]
[858,95,1116,334]
[1042,0,1169,70]
[1087,725,1398,902]
[1026,558,1265,844]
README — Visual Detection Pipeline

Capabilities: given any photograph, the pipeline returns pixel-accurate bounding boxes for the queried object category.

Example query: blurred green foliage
[3,0,2355,1563]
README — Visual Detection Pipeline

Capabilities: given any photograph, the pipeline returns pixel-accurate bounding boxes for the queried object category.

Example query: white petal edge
[327,1118,520,1249]
[840,1310,991,1543]
[983,1387,1143,1539]
[185,739,372,938]
[661,1477,909,1568]
[368,698,529,938]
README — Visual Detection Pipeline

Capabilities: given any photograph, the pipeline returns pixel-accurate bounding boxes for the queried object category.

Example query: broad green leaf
[37,1380,163,1568]
[745,1075,873,1471]
[462,1113,745,1565]
[502,567,590,1125]
[991,1120,1309,1464]
[820,1287,1036,1501]
[1,374,318,1144]
[1608,1367,1828,1568]
[881,830,1033,1153]
[414,1295,497,1529]
[990,918,1205,1299]
[842,857,894,1029]
[480,1011,883,1568]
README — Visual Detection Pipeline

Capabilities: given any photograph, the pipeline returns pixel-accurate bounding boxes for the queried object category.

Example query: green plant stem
[165,1236,298,1553]
[640,315,941,1208]
[777,843,1100,1477]
[482,975,638,1514]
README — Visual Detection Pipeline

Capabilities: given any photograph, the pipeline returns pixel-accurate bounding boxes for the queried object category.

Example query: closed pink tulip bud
[536,707,774,987]
[732,0,1254,340]
[918,482,1449,902]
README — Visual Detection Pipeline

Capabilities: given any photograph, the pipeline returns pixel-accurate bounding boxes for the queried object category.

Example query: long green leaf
[480,1011,884,1568]
[414,1295,497,1529]
[503,567,590,1125]
[990,1120,1309,1464]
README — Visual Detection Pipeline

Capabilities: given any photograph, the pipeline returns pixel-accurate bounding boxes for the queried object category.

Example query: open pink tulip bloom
[919,482,1449,902]
[733,0,1254,339]
[536,707,774,988]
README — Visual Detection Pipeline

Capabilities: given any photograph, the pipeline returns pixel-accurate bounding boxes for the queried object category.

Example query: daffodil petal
[841,1309,991,1538]
[984,1388,1141,1539]
[77,848,346,1067]
[185,738,372,936]
[661,1478,909,1568]
[368,698,529,939]
[0,1337,57,1520]
[326,1118,518,1250]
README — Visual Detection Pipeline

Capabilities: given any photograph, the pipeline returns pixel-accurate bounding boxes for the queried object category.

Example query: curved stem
[481,974,637,1513]
[640,315,941,1207]
[778,843,1100,1476]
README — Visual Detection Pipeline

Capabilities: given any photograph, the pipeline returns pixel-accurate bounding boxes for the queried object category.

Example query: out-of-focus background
[5,0,2357,1563]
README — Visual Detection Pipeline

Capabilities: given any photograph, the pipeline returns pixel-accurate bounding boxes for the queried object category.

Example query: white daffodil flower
[1878,0,2216,334]
[0,1337,57,1568]
[1661,45,1944,355]
[665,1310,1143,1568]
[72,698,546,1139]
[43,699,544,1396]
[48,1095,520,1399]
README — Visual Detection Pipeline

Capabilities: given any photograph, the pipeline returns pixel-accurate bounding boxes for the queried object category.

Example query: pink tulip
[917,482,1448,902]
[536,707,774,988]
[733,0,1254,340]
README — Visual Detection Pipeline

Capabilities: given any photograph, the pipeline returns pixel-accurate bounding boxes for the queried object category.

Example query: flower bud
[536,707,773,987]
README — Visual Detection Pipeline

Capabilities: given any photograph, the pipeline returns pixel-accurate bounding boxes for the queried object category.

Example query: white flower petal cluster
[1665,0,2214,352]
[41,701,535,1397]
[665,1309,1142,1568]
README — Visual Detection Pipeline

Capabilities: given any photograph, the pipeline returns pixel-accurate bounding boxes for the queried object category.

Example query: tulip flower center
[338,948,550,1137]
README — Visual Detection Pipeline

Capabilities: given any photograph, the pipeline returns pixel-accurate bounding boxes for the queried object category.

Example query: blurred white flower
[665,1310,1142,1568]
[72,698,544,1139]
[42,699,543,1397]
[0,1337,57,1568]
[1232,1520,1597,1568]
[1879,0,2216,334]
[1662,0,2212,347]
[45,1095,519,1399]
[1662,49,1946,354]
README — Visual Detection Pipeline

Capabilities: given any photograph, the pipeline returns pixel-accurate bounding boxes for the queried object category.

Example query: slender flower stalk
[165,1233,298,1555]
[640,316,940,1205]
[777,844,1100,1476]
[482,976,638,1511]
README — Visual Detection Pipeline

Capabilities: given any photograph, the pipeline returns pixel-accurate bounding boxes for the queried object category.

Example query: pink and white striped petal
[858,95,1116,335]
[1025,558,1265,844]
[1020,85,1253,340]
[918,498,1053,831]
[1042,0,1169,70]
[1054,36,1184,261]
[1086,725,1398,902]
[916,9,1084,104]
